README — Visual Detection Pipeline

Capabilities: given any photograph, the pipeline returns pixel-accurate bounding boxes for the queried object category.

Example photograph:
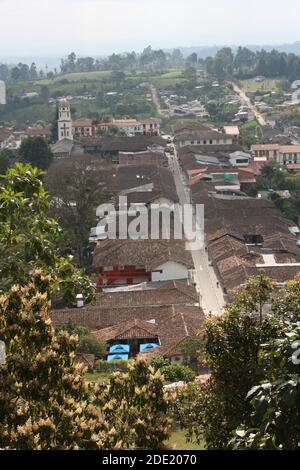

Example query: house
[92,307,203,363]
[287,164,300,173]
[140,119,161,136]
[277,145,300,165]
[177,144,245,175]
[138,308,204,364]
[106,164,179,205]
[251,144,280,160]
[174,126,233,148]
[224,125,240,143]
[50,281,201,329]
[229,150,251,167]
[118,151,168,168]
[0,130,14,149]
[92,319,160,359]
[50,280,203,363]
[92,239,194,287]
[80,136,166,162]
[73,119,94,138]
[97,118,161,137]
[191,180,300,299]
[252,144,300,166]
[24,125,52,139]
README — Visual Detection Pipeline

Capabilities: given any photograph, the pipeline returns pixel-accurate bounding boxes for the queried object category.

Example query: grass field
[166,429,205,451]
[239,78,282,93]
[52,70,113,82]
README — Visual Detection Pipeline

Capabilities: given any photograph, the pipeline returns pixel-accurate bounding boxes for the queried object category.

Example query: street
[168,148,225,316]
[231,81,266,126]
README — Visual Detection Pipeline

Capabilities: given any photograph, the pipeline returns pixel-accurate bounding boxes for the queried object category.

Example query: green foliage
[173,276,278,449]
[160,364,196,384]
[56,321,106,358]
[0,273,170,450]
[150,356,169,371]
[77,336,106,357]
[232,320,300,450]
[238,120,263,149]
[174,276,300,450]
[19,136,53,170]
[45,154,111,267]
[0,149,16,173]
[0,163,95,304]
[95,359,128,374]
[256,163,287,191]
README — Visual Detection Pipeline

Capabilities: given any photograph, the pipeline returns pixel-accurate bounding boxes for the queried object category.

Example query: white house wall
[151,261,189,282]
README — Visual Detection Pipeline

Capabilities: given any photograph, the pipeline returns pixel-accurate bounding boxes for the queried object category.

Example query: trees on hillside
[19,136,53,170]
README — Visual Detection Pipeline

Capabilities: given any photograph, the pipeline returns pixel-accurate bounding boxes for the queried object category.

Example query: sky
[1,0,300,57]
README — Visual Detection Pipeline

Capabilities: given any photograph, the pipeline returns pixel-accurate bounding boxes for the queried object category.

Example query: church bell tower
[58,98,73,141]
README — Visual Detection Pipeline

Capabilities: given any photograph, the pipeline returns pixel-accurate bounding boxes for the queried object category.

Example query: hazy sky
[1,0,300,57]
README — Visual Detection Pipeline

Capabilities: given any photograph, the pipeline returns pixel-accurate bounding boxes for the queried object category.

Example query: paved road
[231,81,266,126]
[168,150,225,316]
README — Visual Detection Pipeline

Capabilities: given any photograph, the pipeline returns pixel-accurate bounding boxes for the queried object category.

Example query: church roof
[58,98,70,108]
[51,138,74,155]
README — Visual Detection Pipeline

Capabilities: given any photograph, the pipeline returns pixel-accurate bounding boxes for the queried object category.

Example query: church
[51,98,76,159]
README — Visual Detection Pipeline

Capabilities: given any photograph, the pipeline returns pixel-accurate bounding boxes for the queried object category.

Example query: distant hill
[2,42,300,69]
[165,42,300,58]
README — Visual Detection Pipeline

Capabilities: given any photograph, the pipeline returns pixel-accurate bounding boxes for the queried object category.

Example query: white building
[58,99,73,141]
[277,145,300,165]
[0,81,6,105]
[229,151,251,167]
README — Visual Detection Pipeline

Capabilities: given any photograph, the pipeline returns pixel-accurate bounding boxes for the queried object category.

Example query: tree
[173,276,278,449]
[232,316,300,449]
[180,336,204,369]
[0,273,170,449]
[56,321,106,357]
[0,149,16,173]
[19,136,53,170]
[40,85,50,103]
[239,121,263,149]
[29,62,38,80]
[0,163,94,304]
[45,154,111,267]
[256,163,286,191]
[160,364,196,383]
[234,47,256,71]
[231,276,300,450]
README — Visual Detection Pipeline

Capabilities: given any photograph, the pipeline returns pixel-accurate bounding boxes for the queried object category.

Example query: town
[0,0,300,455]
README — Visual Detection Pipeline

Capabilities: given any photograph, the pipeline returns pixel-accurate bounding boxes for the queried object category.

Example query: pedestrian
[216,282,219,288]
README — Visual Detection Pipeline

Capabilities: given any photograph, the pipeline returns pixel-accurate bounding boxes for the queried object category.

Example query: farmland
[239,78,282,93]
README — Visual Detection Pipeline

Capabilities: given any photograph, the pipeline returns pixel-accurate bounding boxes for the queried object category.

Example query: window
[244,234,264,245]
